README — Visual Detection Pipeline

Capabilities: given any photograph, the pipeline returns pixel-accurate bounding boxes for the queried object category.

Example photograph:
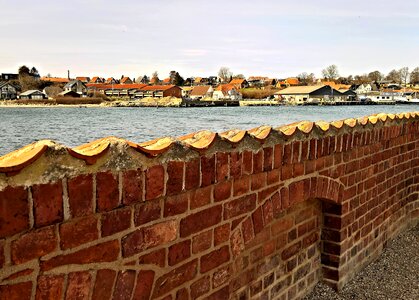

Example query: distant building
[19,90,47,100]
[120,77,133,84]
[276,85,344,104]
[213,84,242,100]
[64,80,87,95]
[229,78,249,89]
[58,90,80,98]
[0,82,18,99]
[1,73,18,81]
[41,77,70,84]
[134,85,182,99]
[190,85,214,100]
[90,77,104,84]
[105,77,118,84]
[76,77,90,83]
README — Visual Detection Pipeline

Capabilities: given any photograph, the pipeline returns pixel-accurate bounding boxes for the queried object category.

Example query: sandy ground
[304,223,419,300]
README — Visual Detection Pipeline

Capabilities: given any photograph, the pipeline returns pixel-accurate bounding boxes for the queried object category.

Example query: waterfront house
[180,86,193,98]
[276,85,343,105]
[212,84,242,100]
[64,80,87,95]
[190,85,214,100]
[229,78,249,89]
[350,83,372,95]
[0,82,17,99]
[58,90,80,98]
[19,90,47,100]
[120,77,133,84]
[1,73,18,81]
[76,77,90,83]
[134,85,182,99]
[90,77,104,84]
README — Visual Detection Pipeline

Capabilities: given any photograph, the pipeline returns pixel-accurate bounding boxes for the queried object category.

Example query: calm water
[1,105,418,155]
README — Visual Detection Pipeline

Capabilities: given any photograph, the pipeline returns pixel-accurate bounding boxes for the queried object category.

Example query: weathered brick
[96,172,119,212]
[271,217,293,236]
[68,174,94,217]
[242,151,253,174]
[242,216,254,244]
[92,269,117,300]
[191,276,210,299]
[230,152,242,179]
[201,155,216,187]
[36,274,65,300]
[0,186,29,238]
[60,215,98,249]
[253,150,263,173]
[138,248,166,267]
[122,169,142,205]
[200,246,230,273]
[224,194,256,220]
[252,207,264,234]
[264,147,273,172]
[214,223,230,246]
[233,176,250,196]
[262,199,274,225]
[267,169,280,185]
[112,270,136,300]
[206,286,229,300]
[281,164,293,180]
[169,240,191,266]
[176,288,189,300]
[132,270,155,300]
[192,230,212,253]
[271,192,282,217]
[65,271,92,300]
[185,159,200,190]
[189,186,212,209]
[214,180,232,202]
[41,240,119,271]
[213,265,231,288]
[180,205,222,237]
[101,207,131,237]
[167,161,184,196]
[251,172,266,191]
[280,187,289,210]
[152,260,198,298]
[145,165,165,200]
[134,199,161,226]
[11,225,57,264]
[274,144,283,169]
[289,181,304,206]
[216,152,230,182]
[164,193,188,217]
[32,181,63,227]
[282,241,301,260]
[122,220,177,257]
[0,282,32,300]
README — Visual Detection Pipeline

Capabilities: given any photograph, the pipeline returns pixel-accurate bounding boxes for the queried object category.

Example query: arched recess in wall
[227,175,345,297]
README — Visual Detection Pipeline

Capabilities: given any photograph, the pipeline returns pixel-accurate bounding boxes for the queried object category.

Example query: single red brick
[41,240,119,271]
[224,194,256,220]
[233,176,250,196]
[281,241,301,260]
[180,205,222,237]
[169,240,191,266]
[152,260,198,298]
[122,221,177,257]
[230,229,244,257]
[262,199,274,225]
[301,141,309,161]
[167,161,184,196]
[242,151,253,174]
[274,144,283,169]
[242,216,254,244]
[200,246,230,273]
[92,269,117,300]
[60,215,98,249]
[164,194,188,217]
[214,223,230,246]
[36,274,65,300]
[11,225,57,264]
[176,288,189,300]
[281,164,293,180]
[251,172,266,191]
[253,150,263,173]
[280,187,290,210]
[134,199,161,226]
[68,174,93,218]
[122,169,142,205]
[0,282,32,300]
[32,181,63,227]
[252,207,264,234]
[293,163,304,177]
[206,286,229,300]
[271,192,282,217]
[189,186,212,210]
[201,155,216,187]
[112,270,136,300]
[185,159,200,190]
[96,172,119,212]
[292,141,301,163]
[0,186,29,239]
[283,144,292,164]
[271,217,293,236]
[145,165,165,200]
[267,169,280,185]
[138,248,166,267]
[289,181,304,206]
[132,270,155,300]
[65,271,92,300]
[214,180,232,202]
[192,230,212,253]
[216,152,230,182]
[230,152,242,179]
[213,265,232,288]
[263,147,273,171]
[101,207,131,237]
[191,276,210,299]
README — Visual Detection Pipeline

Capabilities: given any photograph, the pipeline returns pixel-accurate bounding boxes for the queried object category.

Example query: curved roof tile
[0,112,417,175]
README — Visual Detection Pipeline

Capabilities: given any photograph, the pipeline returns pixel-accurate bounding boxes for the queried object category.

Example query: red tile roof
[141,85,177,91]
[87,83,147,90]
[120,77,132,83]
[41,77,70,83]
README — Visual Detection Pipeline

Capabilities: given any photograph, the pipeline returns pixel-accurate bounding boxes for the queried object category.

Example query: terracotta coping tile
[248,126,272,141]
[344,118,357,128]
[315,121,330,132]
[0,141,49,174]
[179,131,217,150]
[219,129,247,144]
[67,137,111,165]
[330,120,344,129]
[131,137,174,156]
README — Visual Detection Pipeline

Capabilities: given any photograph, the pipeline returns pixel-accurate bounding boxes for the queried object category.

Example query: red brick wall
[0,119,418,299]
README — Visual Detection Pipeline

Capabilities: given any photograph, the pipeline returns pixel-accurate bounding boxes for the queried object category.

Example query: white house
[212,84,242,100]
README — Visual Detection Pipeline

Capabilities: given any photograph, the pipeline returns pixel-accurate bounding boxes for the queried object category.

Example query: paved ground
[304,223,419,300]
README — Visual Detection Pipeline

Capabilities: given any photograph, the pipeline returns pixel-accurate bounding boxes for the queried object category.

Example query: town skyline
[1,0,418,78]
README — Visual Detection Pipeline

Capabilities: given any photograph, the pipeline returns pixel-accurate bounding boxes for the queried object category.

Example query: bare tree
[399,67,409,86]
[367,71,383,82]
[233,74,245,79]
[321,65,339,80]
[218,67,233,83]
[410,67,419,85]
[298,72,315,85]
[44,86,63,98]
[386,69,401,83]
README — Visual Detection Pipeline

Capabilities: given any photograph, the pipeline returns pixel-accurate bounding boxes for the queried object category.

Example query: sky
[0,0,418,79]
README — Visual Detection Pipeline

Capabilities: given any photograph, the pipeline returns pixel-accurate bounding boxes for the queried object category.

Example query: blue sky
[0,0,418,79]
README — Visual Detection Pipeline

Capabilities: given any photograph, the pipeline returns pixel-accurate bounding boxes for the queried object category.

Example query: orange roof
[120,77,131,83]
[163,78,171,83]
[76,77,89,81]
[215,84,236,94]
[41,77,69,83]
[248,76,269,81]
[141,85,177,91]
[286,78,300,85]
[229,79,246,85]
[87,83,147,90]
